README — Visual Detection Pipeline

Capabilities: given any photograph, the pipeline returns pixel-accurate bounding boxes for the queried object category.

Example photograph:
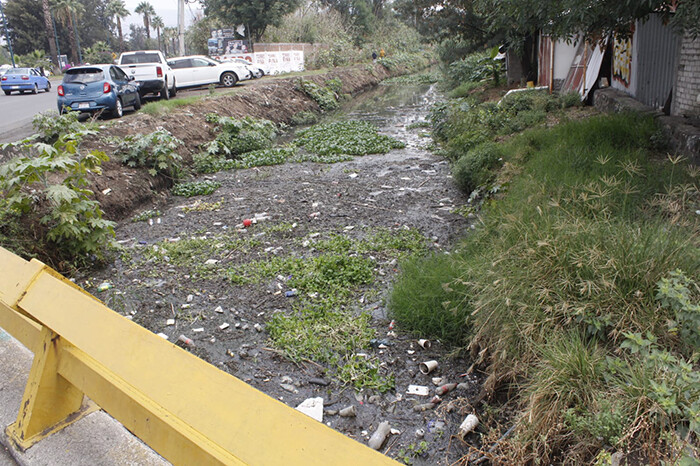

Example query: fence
[0,246,397,465]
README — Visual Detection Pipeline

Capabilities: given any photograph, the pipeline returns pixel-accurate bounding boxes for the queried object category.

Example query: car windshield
[120,53,161,64]
[4,68,31,75]
[64,68,105,84]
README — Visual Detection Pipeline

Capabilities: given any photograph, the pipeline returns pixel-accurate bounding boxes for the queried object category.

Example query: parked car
[57,64,141,118]
[227,58,265,79]
[118,50,176,100]
[167,55,251,89]
[1,67,51,95]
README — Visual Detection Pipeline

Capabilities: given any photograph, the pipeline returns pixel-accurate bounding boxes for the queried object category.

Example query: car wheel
[160,80,170,100]
[221,72,238,87]
[19,90,25,95]
[170,79,177,97]
[3,90,10,96]
[133,92,142,111]
[45,81,51,92]
[32,84,38,94]
[112,98,123,118]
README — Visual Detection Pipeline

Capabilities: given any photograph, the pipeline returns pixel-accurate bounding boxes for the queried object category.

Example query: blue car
[1,67,51,95]
[57,64,141,118]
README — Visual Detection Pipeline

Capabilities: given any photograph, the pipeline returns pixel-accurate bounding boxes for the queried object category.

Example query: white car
[167,56,251,89]
[226,58,265,79]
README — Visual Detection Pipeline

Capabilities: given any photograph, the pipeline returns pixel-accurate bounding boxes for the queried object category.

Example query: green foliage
[0,133,115,264]
[448,81,483,98]
[656,270,700,352]
[32,111,89,143]
[290,111,319,126]
[118,129,183,178]
[296,78,340,111]
[382,71,440,85]
[131,209,161,222]
[445,51,504,89]
[452,142,503,193]
[171,180,221,197]
[560,91,583,108]
[377,52,431,73]
[140,96,202,115]
[205,114,277,157]
[203,0,300,41]
[16,49,52,69]
[388,253,471,344]
[390,112,700,461]
[294,120,405,156]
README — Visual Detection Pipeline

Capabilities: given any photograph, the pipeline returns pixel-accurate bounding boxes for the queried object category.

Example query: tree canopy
[203,0,301,41]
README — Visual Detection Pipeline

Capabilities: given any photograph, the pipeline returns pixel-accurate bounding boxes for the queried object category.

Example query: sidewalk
[0,328,169,466]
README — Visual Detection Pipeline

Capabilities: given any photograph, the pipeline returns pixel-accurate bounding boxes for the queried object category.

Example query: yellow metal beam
[0,247,399,465]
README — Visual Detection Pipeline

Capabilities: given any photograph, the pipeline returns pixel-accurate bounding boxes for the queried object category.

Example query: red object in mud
[389,320,395,330]
[243,219,252,227]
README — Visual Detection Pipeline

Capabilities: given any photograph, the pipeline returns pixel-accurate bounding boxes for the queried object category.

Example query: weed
[290,111,319,126]
[171,180,221,197]
[296,78,340,111]
[0,132,115,265]
[448,81,482,99]
[382,72,440,85]
[32,111,90,142]
[205,114,277,157]
[452,142,504,194]
[118,129,183,178]
[132,209,162,222]
[140,96,201,115]
[294,120,405,156]
[182,198,224,212]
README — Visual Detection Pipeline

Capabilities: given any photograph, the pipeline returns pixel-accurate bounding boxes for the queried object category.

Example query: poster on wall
[613,35,633,87]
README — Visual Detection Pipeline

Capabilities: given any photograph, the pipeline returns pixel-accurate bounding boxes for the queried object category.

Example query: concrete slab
[0,328,169,466]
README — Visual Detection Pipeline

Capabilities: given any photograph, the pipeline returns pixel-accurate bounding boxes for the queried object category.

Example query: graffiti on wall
[613,35,633,87]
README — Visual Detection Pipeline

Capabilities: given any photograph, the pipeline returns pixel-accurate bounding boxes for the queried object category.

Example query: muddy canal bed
[84,83,479,464]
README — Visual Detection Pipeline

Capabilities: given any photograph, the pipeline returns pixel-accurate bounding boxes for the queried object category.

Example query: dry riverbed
[82,83,482,464]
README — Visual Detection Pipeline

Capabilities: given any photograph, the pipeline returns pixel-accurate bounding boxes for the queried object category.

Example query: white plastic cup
[419,360,438,375]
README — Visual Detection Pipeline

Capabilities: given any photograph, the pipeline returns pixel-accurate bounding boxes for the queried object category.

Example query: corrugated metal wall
[635,14,681,109]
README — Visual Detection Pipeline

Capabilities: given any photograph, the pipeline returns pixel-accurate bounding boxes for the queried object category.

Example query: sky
[122,0,204,30]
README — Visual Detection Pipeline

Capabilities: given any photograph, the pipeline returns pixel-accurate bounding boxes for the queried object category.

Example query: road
[0,78,60,143]
[0,79,263,144]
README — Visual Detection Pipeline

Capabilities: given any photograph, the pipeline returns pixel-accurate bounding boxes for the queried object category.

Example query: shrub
[32,111,88,143]
[290,111,319,126]
[560,91,583,108]
[205,115,277,157]
[0,133,115,264]
[452,142,503,193]
[296,78,340,111]
[118,129,183,178]
[448,81,482,99]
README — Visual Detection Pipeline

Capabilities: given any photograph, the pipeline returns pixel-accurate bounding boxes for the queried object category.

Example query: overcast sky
[122,0,204,30]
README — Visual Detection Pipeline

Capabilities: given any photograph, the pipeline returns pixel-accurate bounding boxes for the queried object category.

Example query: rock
[295,397,324,422]
[254,323,263,332]
[280,383,297,393]
[308,377,329,386]
[281,375,293,384]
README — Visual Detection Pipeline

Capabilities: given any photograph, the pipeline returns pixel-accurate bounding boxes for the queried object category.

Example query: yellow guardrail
[0,247,398,465]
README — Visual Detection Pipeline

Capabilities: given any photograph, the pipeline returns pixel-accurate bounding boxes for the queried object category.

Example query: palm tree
[106,0,129,49]
[134,1,155,40]
[52,0,84,64]
[41,0,58,67]
[151,15,164,52]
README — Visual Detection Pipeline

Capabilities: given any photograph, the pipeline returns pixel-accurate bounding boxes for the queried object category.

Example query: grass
[388,112,700,462]
[141,95,202,115]
[171,180,221,197]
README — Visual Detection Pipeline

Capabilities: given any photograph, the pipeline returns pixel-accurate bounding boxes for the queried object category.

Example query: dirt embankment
[88,64,396,221]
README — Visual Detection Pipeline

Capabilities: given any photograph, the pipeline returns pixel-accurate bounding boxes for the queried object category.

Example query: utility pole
[178,0,185,56]
[0,0,15,67]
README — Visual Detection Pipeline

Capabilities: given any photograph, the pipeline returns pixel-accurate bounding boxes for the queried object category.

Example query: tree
[41,0,58,66]
[134,1,154,40]
[203,0,301,42]
[151,14,163,51]
[106,0,128,49]
[52,0,84,63]
[128,23,146,49]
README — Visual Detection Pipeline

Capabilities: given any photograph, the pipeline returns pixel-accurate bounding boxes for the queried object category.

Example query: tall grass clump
[390,112,700,463]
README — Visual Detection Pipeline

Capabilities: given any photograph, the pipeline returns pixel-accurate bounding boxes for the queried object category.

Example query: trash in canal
[97,282,112,292]
[368,421,391,450]
[177,334,194,346]
[435,383,457,396]
[339,406,356,417]
[413,403,435,412]
[296,397,324,422]
[407,385,430,396]
[458,414,479,438]
[419,360,438,374]
[418,339,431,349]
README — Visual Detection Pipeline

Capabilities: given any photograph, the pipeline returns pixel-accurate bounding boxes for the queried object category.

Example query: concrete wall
[553,39,578,82]
[672,35,700,117]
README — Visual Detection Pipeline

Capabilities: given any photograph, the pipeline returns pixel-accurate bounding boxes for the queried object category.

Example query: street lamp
[0,0,16,67]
